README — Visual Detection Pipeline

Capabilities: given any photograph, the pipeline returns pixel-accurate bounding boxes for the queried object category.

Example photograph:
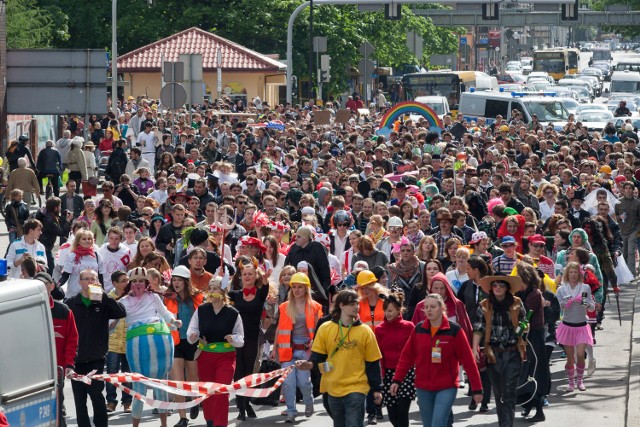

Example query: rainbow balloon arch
[377,101,444,137]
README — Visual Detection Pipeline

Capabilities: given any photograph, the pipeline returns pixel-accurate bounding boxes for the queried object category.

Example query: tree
[6,0,69,48]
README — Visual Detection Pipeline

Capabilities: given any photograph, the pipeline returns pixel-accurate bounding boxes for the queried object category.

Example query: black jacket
[6,143,36,171]
[186,189,216,212]
[4,200,30,230]
[66,291,125,363]
[36,147,63,175]
[156,222,184,262]
[38,210,71,250]
[105,147,128,183]
[61,193,85,219]
[285,241,331,291]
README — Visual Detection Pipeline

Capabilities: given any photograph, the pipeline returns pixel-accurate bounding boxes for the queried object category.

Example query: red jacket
[374,316,415,371]
[393,316,482,394]
[50,296,79,368]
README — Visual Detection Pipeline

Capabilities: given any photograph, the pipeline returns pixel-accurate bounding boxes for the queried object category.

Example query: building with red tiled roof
[117,27,286,107]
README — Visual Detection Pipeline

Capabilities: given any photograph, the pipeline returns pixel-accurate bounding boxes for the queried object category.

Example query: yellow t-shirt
[312,320,382,397]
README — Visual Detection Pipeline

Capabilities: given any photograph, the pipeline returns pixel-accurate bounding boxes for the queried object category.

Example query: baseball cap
[501,236,516,245]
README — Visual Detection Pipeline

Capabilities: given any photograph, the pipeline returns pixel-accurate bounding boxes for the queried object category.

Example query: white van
[0,280,57,426]
[414,96,451,118]
[609,71,640,97]
[459,91,570,129]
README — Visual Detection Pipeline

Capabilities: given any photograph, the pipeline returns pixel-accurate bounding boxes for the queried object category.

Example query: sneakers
[123,403,131,413]
[367,415,377,425]
[479,404,489,413]
[174,418,189,427]
[305,404,314,417]
[285,415,296,423]
[106,402,116,413]
[588,358,597,376]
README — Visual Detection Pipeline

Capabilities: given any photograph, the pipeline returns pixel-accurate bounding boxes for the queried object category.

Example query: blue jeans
[105,351,132,404]
[416,388,457,427]
[328,392,366,427]
[281,347,313,416]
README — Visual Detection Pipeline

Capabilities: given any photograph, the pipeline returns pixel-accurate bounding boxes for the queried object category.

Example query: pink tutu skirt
[556,322,593,346]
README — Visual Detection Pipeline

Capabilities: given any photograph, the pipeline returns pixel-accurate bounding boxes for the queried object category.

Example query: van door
[0,284,57,427]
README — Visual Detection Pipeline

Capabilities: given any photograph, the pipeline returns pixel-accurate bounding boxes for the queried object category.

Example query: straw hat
[477,275,525,295]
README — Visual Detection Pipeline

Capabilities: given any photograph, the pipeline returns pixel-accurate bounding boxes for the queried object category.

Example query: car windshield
[611,80,640,93]
[579,111,613,121]
[525,100,570,121]
[563,99,579,113]
[569,87,590,97]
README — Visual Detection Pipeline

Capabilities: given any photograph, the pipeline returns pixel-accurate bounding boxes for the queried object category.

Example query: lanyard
[329,320,352,360]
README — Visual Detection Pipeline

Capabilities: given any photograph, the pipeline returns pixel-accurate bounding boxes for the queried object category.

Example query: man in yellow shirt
[298,289,383,427]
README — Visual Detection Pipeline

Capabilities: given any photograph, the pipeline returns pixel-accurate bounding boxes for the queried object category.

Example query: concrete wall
[124,71,285,106]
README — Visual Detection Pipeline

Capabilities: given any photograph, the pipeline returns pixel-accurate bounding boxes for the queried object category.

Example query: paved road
[55,279,637,427]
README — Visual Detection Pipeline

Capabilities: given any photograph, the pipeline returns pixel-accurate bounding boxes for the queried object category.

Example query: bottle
[581,291,588,306]
[515,310,534,336]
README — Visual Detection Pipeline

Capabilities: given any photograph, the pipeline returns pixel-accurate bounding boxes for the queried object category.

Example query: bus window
[568,51,579,70]
[485,99,509,118]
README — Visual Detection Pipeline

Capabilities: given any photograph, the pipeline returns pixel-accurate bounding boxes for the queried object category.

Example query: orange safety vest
[276,300,323,363]
[165,293,204,345]
[359,298,385,330]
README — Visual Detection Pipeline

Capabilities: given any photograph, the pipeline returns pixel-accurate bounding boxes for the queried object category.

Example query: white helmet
[172,265,191,280]
[387,216,404,228]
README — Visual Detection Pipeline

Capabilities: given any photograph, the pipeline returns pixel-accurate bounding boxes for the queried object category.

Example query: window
[485,99,509,118]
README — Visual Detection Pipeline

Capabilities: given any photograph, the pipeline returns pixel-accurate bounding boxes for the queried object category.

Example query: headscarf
[569,228,592,251]
[497,214,526,253]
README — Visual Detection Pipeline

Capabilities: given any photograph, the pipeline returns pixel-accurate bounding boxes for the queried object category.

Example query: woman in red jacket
[374,291,415,427]
[391,293,482,427]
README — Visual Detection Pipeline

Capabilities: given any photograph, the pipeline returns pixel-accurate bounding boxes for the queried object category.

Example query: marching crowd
[3,93,640,427]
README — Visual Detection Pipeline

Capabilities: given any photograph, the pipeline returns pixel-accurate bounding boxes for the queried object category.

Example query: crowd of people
[3,91,639,427]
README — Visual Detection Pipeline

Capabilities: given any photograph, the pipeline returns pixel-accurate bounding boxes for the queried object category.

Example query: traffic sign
[460,37,467,45]
[160,83,187,110]
[359,41,374,57]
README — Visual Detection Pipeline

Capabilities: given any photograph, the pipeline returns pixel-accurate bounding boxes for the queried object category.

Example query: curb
[627,278,640,427]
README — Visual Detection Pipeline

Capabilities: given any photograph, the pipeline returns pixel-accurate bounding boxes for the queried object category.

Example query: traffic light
[561,0,578,20]
[482,3,499,20]
[320,55,331,83]
[385,3,401,20]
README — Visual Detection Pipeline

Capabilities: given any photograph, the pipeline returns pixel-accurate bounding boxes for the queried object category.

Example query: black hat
[286,188,304,204]
[190,228,210,246]
[395,181,407,189]
[572,187,586,201]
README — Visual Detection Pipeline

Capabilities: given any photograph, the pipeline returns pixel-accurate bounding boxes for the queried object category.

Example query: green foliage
[7,0,460,96]
[597,0,640,38]
[6,0,69,48]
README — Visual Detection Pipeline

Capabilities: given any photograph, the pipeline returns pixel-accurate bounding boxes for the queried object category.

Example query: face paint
[130,281,148,297]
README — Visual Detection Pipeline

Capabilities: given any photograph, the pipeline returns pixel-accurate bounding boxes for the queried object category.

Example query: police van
[0,280,57,426]
[459,90,570,130]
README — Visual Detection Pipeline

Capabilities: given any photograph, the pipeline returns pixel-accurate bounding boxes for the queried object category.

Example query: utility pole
[0,0,6,152]
[111,0,118,112]
[308,0,314,101]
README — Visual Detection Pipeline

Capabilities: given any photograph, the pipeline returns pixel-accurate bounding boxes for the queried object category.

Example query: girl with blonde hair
[274,272,323,422]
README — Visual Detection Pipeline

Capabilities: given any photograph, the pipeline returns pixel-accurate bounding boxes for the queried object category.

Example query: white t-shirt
[118,292,175,326]
[124,240,138,257]
[6,238,46,279]
[97,243,131,292]
[62,252,103,298]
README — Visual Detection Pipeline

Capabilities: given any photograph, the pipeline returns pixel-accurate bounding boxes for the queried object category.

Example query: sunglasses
[237,201,247,205]
[492,282,508,289]
[530,243,545,248]
[337,223,350,227]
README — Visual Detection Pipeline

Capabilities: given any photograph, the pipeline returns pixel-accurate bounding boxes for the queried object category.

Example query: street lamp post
[111,0,117,112]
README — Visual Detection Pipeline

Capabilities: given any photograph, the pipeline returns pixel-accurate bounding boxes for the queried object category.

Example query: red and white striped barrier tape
[69,365,294,410]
